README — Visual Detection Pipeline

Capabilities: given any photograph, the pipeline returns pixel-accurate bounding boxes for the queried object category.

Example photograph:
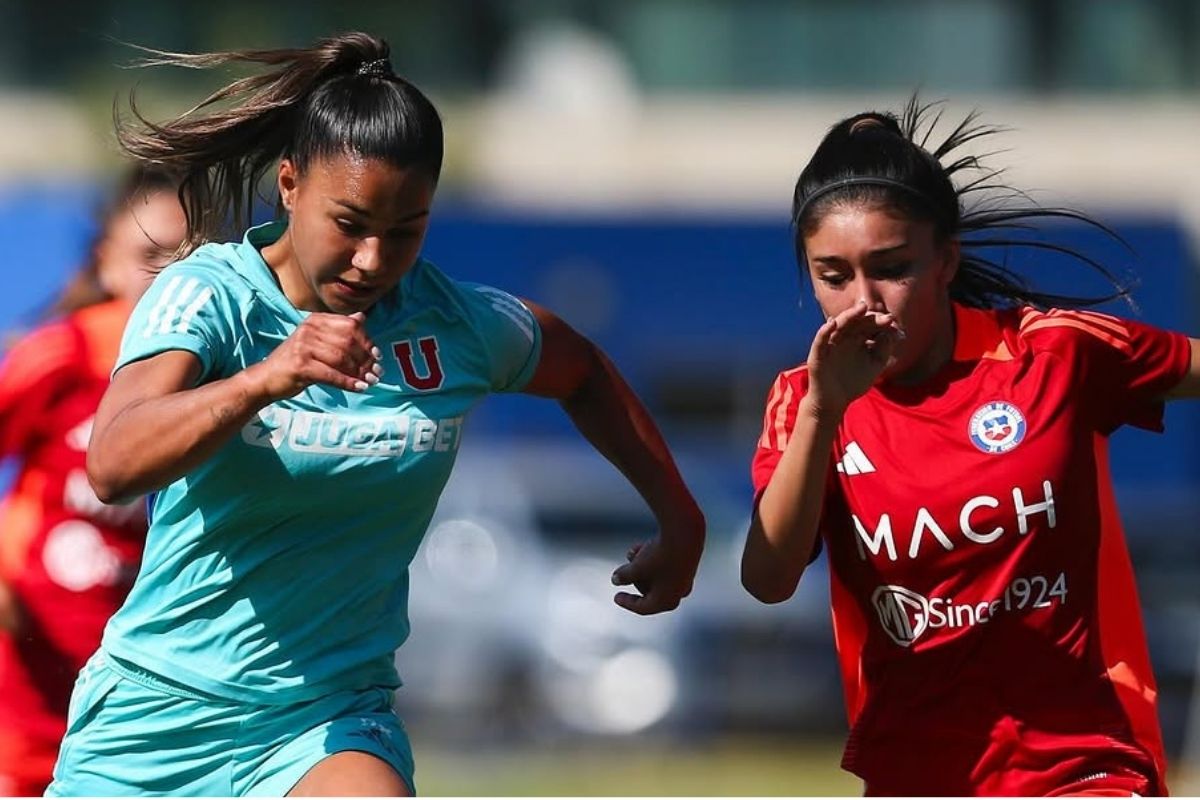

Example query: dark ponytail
[792,96,1132,310]
[116,31,443,256]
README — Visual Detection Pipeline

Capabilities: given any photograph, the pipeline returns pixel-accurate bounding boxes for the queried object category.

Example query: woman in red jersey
[744,99,1200,797]
[0,166,185,796]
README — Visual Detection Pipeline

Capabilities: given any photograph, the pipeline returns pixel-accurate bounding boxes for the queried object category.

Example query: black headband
[793,177,936,226]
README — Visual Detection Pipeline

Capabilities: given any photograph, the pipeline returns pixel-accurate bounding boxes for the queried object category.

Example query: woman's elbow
[86,447,131,505]
[740,562,802,604]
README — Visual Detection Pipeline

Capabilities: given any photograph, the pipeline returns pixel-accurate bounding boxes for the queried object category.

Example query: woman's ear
[278,159,299,213]
[939,239,961,288]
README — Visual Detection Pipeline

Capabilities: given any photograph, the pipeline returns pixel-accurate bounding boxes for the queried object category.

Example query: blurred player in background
[743,99,1200,796]
[0,164,184,796]
[47,31,704,796]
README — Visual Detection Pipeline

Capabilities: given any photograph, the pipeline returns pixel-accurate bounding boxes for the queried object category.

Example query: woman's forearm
[89,362,274,504]
[559,346,702,535]
[742,397,840,603]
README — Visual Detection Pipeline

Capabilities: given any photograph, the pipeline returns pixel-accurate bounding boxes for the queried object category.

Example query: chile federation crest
[968,401,1027,454]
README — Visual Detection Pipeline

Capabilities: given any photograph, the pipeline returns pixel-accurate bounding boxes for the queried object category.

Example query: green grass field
[412,737,862,796]
[413,734,1200,796]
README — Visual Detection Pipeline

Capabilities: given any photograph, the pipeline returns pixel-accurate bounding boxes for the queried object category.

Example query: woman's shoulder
[150,243,260,303]
[170,240,244,275]
[1011,305,1142,355]
[767,363,812,393]
[952,302,1145,362]
[404,258,529,327]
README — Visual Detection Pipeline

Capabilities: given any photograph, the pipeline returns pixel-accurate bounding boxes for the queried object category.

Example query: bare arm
[521,301,705,615]
[741,301,901,603]
[742,400,840,603]
[89,351,271,503]
[1165,337,1200,400]
[88,312,381,504]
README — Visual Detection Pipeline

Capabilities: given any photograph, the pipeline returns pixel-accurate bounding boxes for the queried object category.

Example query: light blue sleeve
[116,260,239,382]
[462,284,543,393]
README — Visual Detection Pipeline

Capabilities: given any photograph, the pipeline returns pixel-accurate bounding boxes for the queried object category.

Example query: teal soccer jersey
[100,221,542,703]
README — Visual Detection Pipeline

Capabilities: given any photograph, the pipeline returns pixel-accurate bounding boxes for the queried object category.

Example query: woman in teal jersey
[49,32,704,796]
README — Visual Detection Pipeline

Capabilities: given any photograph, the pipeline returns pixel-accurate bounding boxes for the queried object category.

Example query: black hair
[792,96,1132,310]
[115,31,443,255]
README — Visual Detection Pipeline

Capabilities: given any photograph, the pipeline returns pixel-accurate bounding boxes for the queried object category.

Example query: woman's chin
[320,290,372,315]
[876,356,910,384]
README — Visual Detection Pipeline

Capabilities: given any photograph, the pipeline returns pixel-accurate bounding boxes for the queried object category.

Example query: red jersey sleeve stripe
[1020,306,1133,335]
[1052,308,1132,337]
[1020,307,1133,339]
[758,367,806,451]
[758,375,788,450]
[1091,433,1169,793]
[1021,318,1134,355]
[772,382,796,450]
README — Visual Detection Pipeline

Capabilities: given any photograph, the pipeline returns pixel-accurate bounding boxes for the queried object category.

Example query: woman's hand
[247,312,383,401]
[90,312,383,504]
[805,299,902,421]
[610,507,706,615]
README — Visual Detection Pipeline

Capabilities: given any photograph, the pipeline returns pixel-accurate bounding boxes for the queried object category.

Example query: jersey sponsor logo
[835,441,876,475]
[853,480,1056,562]
[872,585,929,646]
[241,406,464,457]
[392,337,445,391]
[968,401,1027,454]
[141,274,214,338]
[873,572,1069,647]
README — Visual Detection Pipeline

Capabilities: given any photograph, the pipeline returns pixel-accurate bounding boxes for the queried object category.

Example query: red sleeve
[751,367,808,500]
[750,366,831,563]
[1019,308,1191,434]
[0,321,81,458]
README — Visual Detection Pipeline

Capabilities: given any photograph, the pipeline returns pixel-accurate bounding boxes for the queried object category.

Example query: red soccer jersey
[0,300,146,794]
[752,303,1192,796]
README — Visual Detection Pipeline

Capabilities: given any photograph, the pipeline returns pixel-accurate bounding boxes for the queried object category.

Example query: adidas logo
[835,441,876,475]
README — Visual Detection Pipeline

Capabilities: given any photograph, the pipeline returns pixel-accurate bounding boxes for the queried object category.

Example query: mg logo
[871,585,930,647]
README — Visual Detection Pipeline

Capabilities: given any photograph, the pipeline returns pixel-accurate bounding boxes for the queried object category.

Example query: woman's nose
[855,279,886,311]
[352,237,384,274]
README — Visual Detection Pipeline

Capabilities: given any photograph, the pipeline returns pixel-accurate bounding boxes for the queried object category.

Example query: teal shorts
[47,652,415,796]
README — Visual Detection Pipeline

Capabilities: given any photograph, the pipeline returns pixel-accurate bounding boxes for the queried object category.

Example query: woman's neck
[891,300,958,386]
[259,225,321,312]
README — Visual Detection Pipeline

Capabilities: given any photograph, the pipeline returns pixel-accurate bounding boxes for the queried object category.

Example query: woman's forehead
[303,153,434,211]
[807,204,927,243]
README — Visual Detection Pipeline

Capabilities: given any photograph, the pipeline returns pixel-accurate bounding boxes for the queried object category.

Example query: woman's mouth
[333,279,375,299]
